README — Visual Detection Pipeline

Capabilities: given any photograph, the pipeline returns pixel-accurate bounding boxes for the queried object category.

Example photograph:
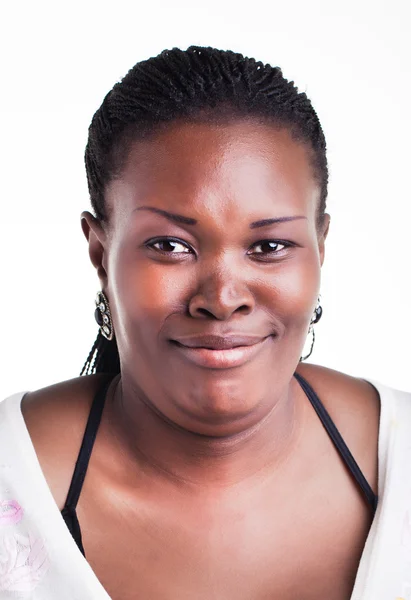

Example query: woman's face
[85,119,330,436]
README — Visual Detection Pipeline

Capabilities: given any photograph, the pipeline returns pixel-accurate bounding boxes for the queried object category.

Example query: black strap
[61,376,114,557]
[61,504,86,556]
[294,372,378,514]
[62,373,378,558]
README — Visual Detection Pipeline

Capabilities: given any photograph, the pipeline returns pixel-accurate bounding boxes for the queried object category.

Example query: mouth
[170,336,271,369]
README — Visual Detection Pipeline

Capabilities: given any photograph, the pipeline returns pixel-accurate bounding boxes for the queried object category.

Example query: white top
[0,381,410,599]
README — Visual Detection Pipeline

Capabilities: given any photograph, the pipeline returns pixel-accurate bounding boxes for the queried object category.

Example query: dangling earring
[94,291,114,341]
[300,296,322,362]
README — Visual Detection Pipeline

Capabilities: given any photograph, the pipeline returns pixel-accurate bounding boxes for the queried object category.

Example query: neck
[104,374,307,490]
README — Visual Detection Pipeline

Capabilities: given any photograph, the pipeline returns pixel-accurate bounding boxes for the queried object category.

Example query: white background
[0,0,410,399]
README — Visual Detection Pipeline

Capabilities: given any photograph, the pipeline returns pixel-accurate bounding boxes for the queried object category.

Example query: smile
[171,336,271,369]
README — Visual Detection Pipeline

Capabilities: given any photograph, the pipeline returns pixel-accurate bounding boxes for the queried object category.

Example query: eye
[248,240,290,256]
[145,237,192,254]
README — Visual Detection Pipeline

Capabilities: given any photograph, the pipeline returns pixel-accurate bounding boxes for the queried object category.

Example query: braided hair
[80,45,328,376]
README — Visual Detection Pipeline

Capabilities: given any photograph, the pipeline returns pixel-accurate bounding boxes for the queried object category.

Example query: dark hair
[80,45,328,376]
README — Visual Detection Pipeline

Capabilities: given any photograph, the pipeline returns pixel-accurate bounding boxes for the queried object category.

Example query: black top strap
[62,373,378,558]
[294,372,378,514]
[61,376,114,556]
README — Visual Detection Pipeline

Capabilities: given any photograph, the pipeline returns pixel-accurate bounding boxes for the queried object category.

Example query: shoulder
[21,374,112,442]
[21,373,110,419]
[21,374,113,509]
[295,362,381,441]
[295,363,380,493]
[295,362,380,411]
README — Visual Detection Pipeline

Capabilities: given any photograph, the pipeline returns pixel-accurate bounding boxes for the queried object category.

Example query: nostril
[196,308,214,318]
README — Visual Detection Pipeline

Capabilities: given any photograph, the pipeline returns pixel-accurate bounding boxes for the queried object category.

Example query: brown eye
[249,240,288,255]
[146,238,191,254]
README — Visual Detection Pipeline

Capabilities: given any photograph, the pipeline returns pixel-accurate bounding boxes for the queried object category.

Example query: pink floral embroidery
[0,500,23,526]
[0,532,49,592]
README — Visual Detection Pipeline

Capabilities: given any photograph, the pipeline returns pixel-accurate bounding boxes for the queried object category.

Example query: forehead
[105,120,320,227]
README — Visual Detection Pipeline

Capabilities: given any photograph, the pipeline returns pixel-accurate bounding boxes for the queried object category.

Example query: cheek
[109,246,189,340]
[259,253,320,328]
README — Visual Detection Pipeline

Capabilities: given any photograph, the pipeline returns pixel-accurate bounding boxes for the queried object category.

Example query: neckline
[8,377,389,600]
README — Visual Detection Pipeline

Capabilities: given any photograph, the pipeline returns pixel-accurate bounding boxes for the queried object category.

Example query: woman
[0,46,410,599]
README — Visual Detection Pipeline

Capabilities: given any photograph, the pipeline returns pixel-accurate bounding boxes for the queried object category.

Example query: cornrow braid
[80,331,120,376]
[81,45,328,376]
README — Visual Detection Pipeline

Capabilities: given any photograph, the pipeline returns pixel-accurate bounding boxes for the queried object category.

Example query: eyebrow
[135,206,197,226]
[135,206,307,229]
[249,215,307,229]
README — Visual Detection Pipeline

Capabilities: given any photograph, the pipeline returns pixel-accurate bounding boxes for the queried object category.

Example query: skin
[21,119,380,599]
[82,120,329,481]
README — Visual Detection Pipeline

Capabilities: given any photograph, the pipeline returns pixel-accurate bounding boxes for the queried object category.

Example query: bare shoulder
[295,362,381,420]
[295,362,380,493]
[21,374,112,509]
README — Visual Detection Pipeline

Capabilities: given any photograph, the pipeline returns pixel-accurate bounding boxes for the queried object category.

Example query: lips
[171,334,267,350]
[170,335,272,369]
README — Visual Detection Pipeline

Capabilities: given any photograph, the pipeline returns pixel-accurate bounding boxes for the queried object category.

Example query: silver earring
[300,296,322,362]
[310,295,323,327]
[94,291,114,340]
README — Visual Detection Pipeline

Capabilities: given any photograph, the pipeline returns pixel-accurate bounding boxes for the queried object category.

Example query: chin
[168,386,270,437]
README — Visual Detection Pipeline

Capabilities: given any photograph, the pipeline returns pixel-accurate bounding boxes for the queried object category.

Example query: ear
[81,211,109,288]
[318,213,330,266]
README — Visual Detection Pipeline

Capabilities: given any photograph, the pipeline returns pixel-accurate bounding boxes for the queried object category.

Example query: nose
[188,261,255,320]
